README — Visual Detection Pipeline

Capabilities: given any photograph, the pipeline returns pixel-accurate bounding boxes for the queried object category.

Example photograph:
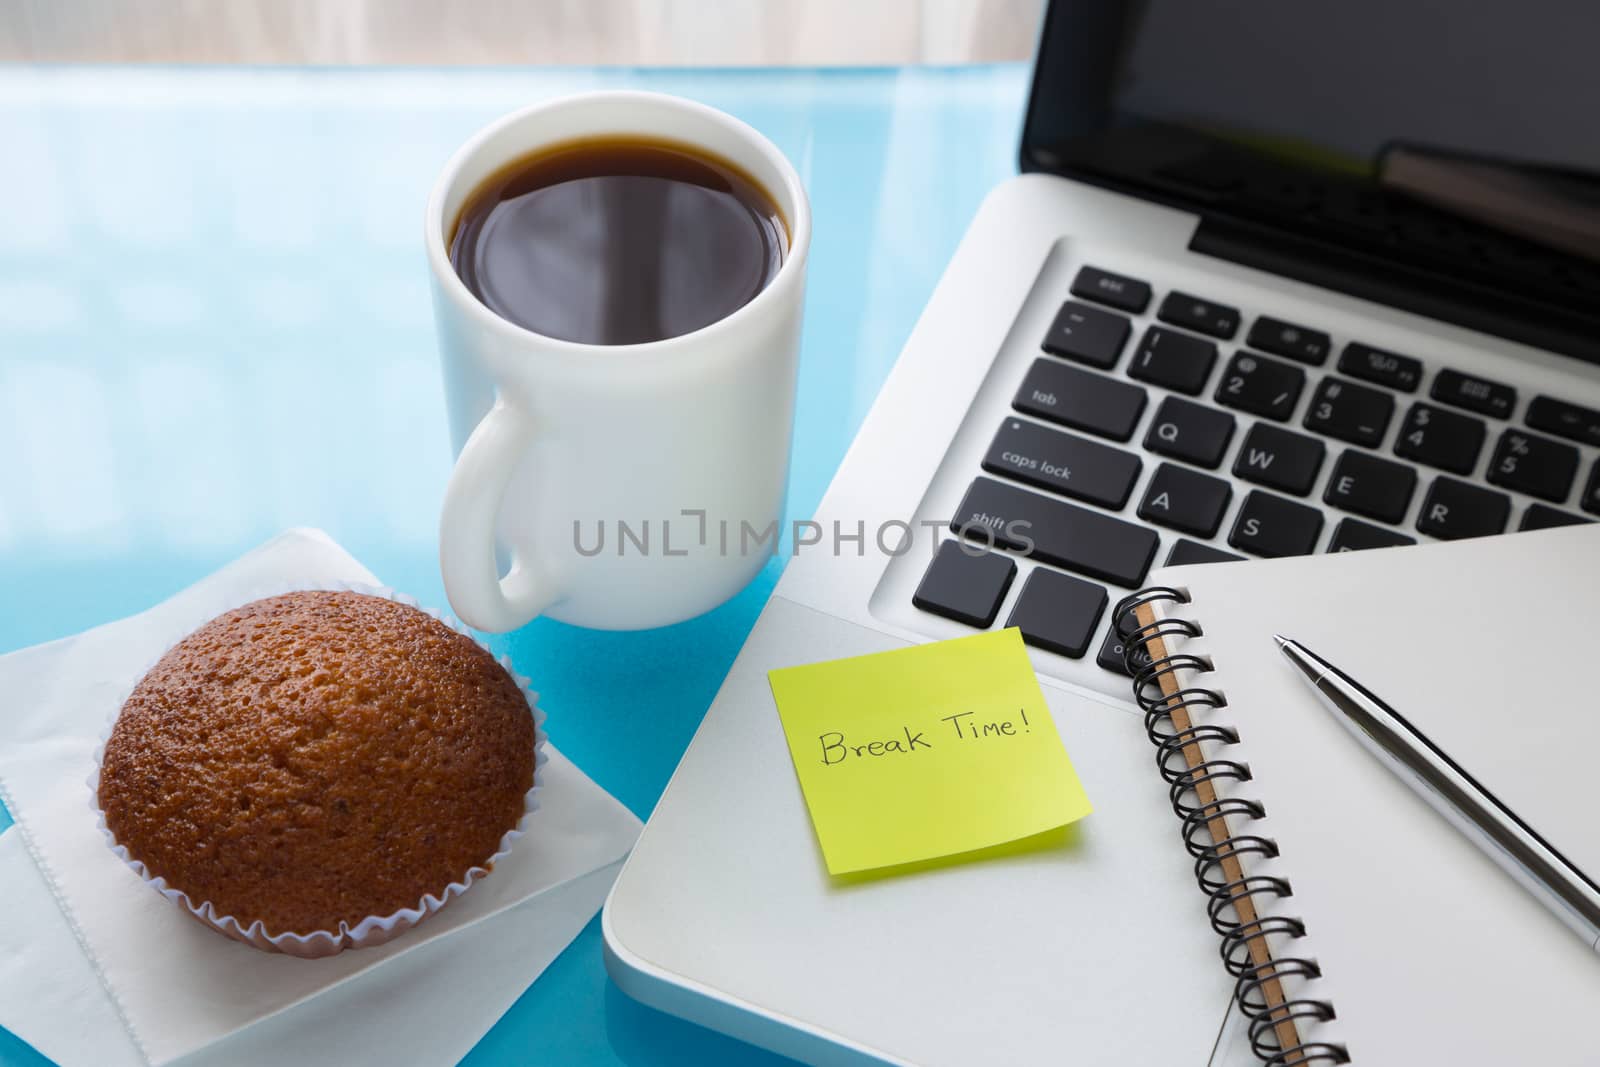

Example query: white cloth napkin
[0,529,641,1066]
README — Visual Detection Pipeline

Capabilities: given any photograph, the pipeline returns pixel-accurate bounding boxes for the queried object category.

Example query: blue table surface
[0,63,1028,1065]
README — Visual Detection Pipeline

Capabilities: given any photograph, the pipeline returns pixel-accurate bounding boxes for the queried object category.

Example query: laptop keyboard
[912,263,1600,677]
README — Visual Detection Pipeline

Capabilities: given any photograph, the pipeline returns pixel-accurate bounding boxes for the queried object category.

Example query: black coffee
[449,136,787,346]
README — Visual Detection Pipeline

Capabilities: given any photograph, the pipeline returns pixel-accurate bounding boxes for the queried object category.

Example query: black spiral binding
[1114,588,1350,1067]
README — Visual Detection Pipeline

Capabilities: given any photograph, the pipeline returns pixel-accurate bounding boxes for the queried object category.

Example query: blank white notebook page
[1153,523,1600,1065]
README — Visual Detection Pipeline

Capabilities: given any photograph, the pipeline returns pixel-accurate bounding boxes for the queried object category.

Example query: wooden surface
[1134,600,1303,1062]
[0,0,1042,65]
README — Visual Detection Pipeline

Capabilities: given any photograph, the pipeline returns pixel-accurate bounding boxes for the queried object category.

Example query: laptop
[604,2,1600,1063]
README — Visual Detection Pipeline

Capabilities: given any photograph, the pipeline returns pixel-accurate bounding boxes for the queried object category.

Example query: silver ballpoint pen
[1275,634,1600,952]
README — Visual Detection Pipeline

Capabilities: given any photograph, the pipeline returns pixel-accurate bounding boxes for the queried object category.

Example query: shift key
[1013,358,1148,442]
[951,477,1159,587]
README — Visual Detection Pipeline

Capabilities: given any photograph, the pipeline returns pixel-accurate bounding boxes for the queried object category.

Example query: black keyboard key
[1041,300,1131,369]
[1233,423,1326,496]
[912,541,1016,628]
[1097,622,1153,677]
[1215,351,1306,421]
[1302,377,1394,448]
[1486,429,1579,503]
[1416,477,1510,540]
[1070,265,1151,314]
[982,418,1143,509]
[1014,358,1148,443]
[950,478,1160,587]
[1138,462,1232,538]
[1431,369,1516,419]
[1128,327,1218,396]
[1166,540,1245,566]
[1247,316,1330,366]
[1393,402,1485,475]
[1584,462,1600,516]
[1526,395,1600,448]
[1520,504,1591,531]
[1005,569,1107,659]
[1157,291,1240,339]
[1228,491,1325,557]
[1328,518,1416,552]
[1144,396,1236,470]
[1323,449,1416,524]
[1338,342,1423,392]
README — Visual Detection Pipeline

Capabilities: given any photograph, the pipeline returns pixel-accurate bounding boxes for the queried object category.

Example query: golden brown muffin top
[97,590,536,937]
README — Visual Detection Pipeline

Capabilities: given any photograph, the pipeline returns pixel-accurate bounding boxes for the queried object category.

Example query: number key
[1486,429,1578,503]
[1128,326,1219,396]
[1215,351,1305,421]
[1393,402,1485,475]
[1303,377,1394,447]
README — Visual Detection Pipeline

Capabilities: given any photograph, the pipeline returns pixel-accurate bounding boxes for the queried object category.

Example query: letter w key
[1233,423,1326,496]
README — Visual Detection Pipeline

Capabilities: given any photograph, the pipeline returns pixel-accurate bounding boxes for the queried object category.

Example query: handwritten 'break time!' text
[818,709,1034,766]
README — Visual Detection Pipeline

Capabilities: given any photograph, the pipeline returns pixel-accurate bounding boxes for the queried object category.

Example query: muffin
[95,589,537,955]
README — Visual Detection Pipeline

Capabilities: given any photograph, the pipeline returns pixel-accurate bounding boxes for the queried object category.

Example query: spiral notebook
[1113,523,1600,1066]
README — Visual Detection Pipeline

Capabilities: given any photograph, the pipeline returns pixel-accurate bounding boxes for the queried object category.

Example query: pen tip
[1273,634,1290,650]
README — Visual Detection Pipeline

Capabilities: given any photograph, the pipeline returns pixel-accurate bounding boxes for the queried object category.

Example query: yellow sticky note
[768,628,1092,876]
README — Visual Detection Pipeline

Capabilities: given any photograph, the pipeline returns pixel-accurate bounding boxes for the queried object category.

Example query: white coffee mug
[427,92,809,633]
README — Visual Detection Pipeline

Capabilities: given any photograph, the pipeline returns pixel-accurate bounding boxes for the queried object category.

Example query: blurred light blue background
[0,64,1026,1066]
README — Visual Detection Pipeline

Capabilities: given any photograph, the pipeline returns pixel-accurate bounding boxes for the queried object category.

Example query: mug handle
[439,397,553,632]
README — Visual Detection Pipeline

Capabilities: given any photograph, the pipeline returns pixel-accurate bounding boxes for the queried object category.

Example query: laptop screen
[1021,0,1600,363]
[1109,4,1596,175]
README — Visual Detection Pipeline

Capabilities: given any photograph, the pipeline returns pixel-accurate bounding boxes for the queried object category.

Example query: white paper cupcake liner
[87,580,547,959]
